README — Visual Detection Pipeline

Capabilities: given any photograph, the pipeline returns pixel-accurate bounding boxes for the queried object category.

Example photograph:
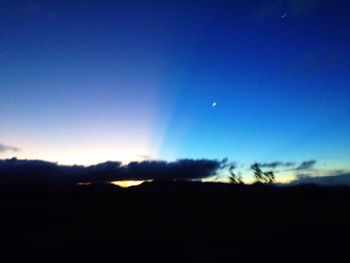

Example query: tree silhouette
[251,163,275,184]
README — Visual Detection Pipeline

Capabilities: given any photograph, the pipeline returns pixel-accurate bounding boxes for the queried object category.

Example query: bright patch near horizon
[212,102,217,108]
[110,180,146,188]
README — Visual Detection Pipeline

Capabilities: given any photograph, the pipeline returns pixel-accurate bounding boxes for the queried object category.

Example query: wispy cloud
[0,143,20,153]
[257,161,295,169]
[295,160,316,170]
[137,154,152,160]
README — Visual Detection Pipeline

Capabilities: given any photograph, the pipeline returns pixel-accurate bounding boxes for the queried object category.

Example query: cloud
[290,173,350,186]
[288,0,330,16]
[137,154,152,160]
[0,158,223,186]
[257,0,285,19]
[285,50,340,79]
[0,143,20,153]
[257,0,331,19]
[243,160,315,172]
[257,161,295,169]
[295,160,316,170]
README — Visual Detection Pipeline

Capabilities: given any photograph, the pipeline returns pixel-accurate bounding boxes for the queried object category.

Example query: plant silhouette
[251,163,275,184]
[228,163,244,184]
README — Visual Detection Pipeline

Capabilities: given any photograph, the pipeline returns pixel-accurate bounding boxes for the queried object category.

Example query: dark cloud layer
[0,143,20,153]
[290,173,350,186]
[0,158,223,186]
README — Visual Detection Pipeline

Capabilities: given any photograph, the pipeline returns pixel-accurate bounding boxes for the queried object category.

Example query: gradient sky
[1,0,350,181]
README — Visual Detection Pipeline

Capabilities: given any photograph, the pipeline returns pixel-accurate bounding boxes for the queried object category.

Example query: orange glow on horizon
[110,180,147,188]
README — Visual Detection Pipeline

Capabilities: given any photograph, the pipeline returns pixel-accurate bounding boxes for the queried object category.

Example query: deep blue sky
[1,0,350,181]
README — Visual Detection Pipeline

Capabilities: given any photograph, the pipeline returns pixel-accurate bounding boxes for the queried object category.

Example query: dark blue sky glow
[1,1,349,180]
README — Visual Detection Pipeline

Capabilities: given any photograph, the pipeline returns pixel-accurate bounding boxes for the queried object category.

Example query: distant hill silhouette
[0,180,350,262]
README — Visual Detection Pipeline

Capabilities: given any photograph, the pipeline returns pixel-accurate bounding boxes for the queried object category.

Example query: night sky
[1,1,350,182]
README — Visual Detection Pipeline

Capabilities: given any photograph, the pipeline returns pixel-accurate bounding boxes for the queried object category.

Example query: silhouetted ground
[1,181,350,262]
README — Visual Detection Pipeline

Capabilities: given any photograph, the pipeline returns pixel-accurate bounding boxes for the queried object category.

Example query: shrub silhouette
[251,163,275,184]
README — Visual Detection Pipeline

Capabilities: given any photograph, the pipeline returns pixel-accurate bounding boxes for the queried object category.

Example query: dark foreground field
[1,181,350,262]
